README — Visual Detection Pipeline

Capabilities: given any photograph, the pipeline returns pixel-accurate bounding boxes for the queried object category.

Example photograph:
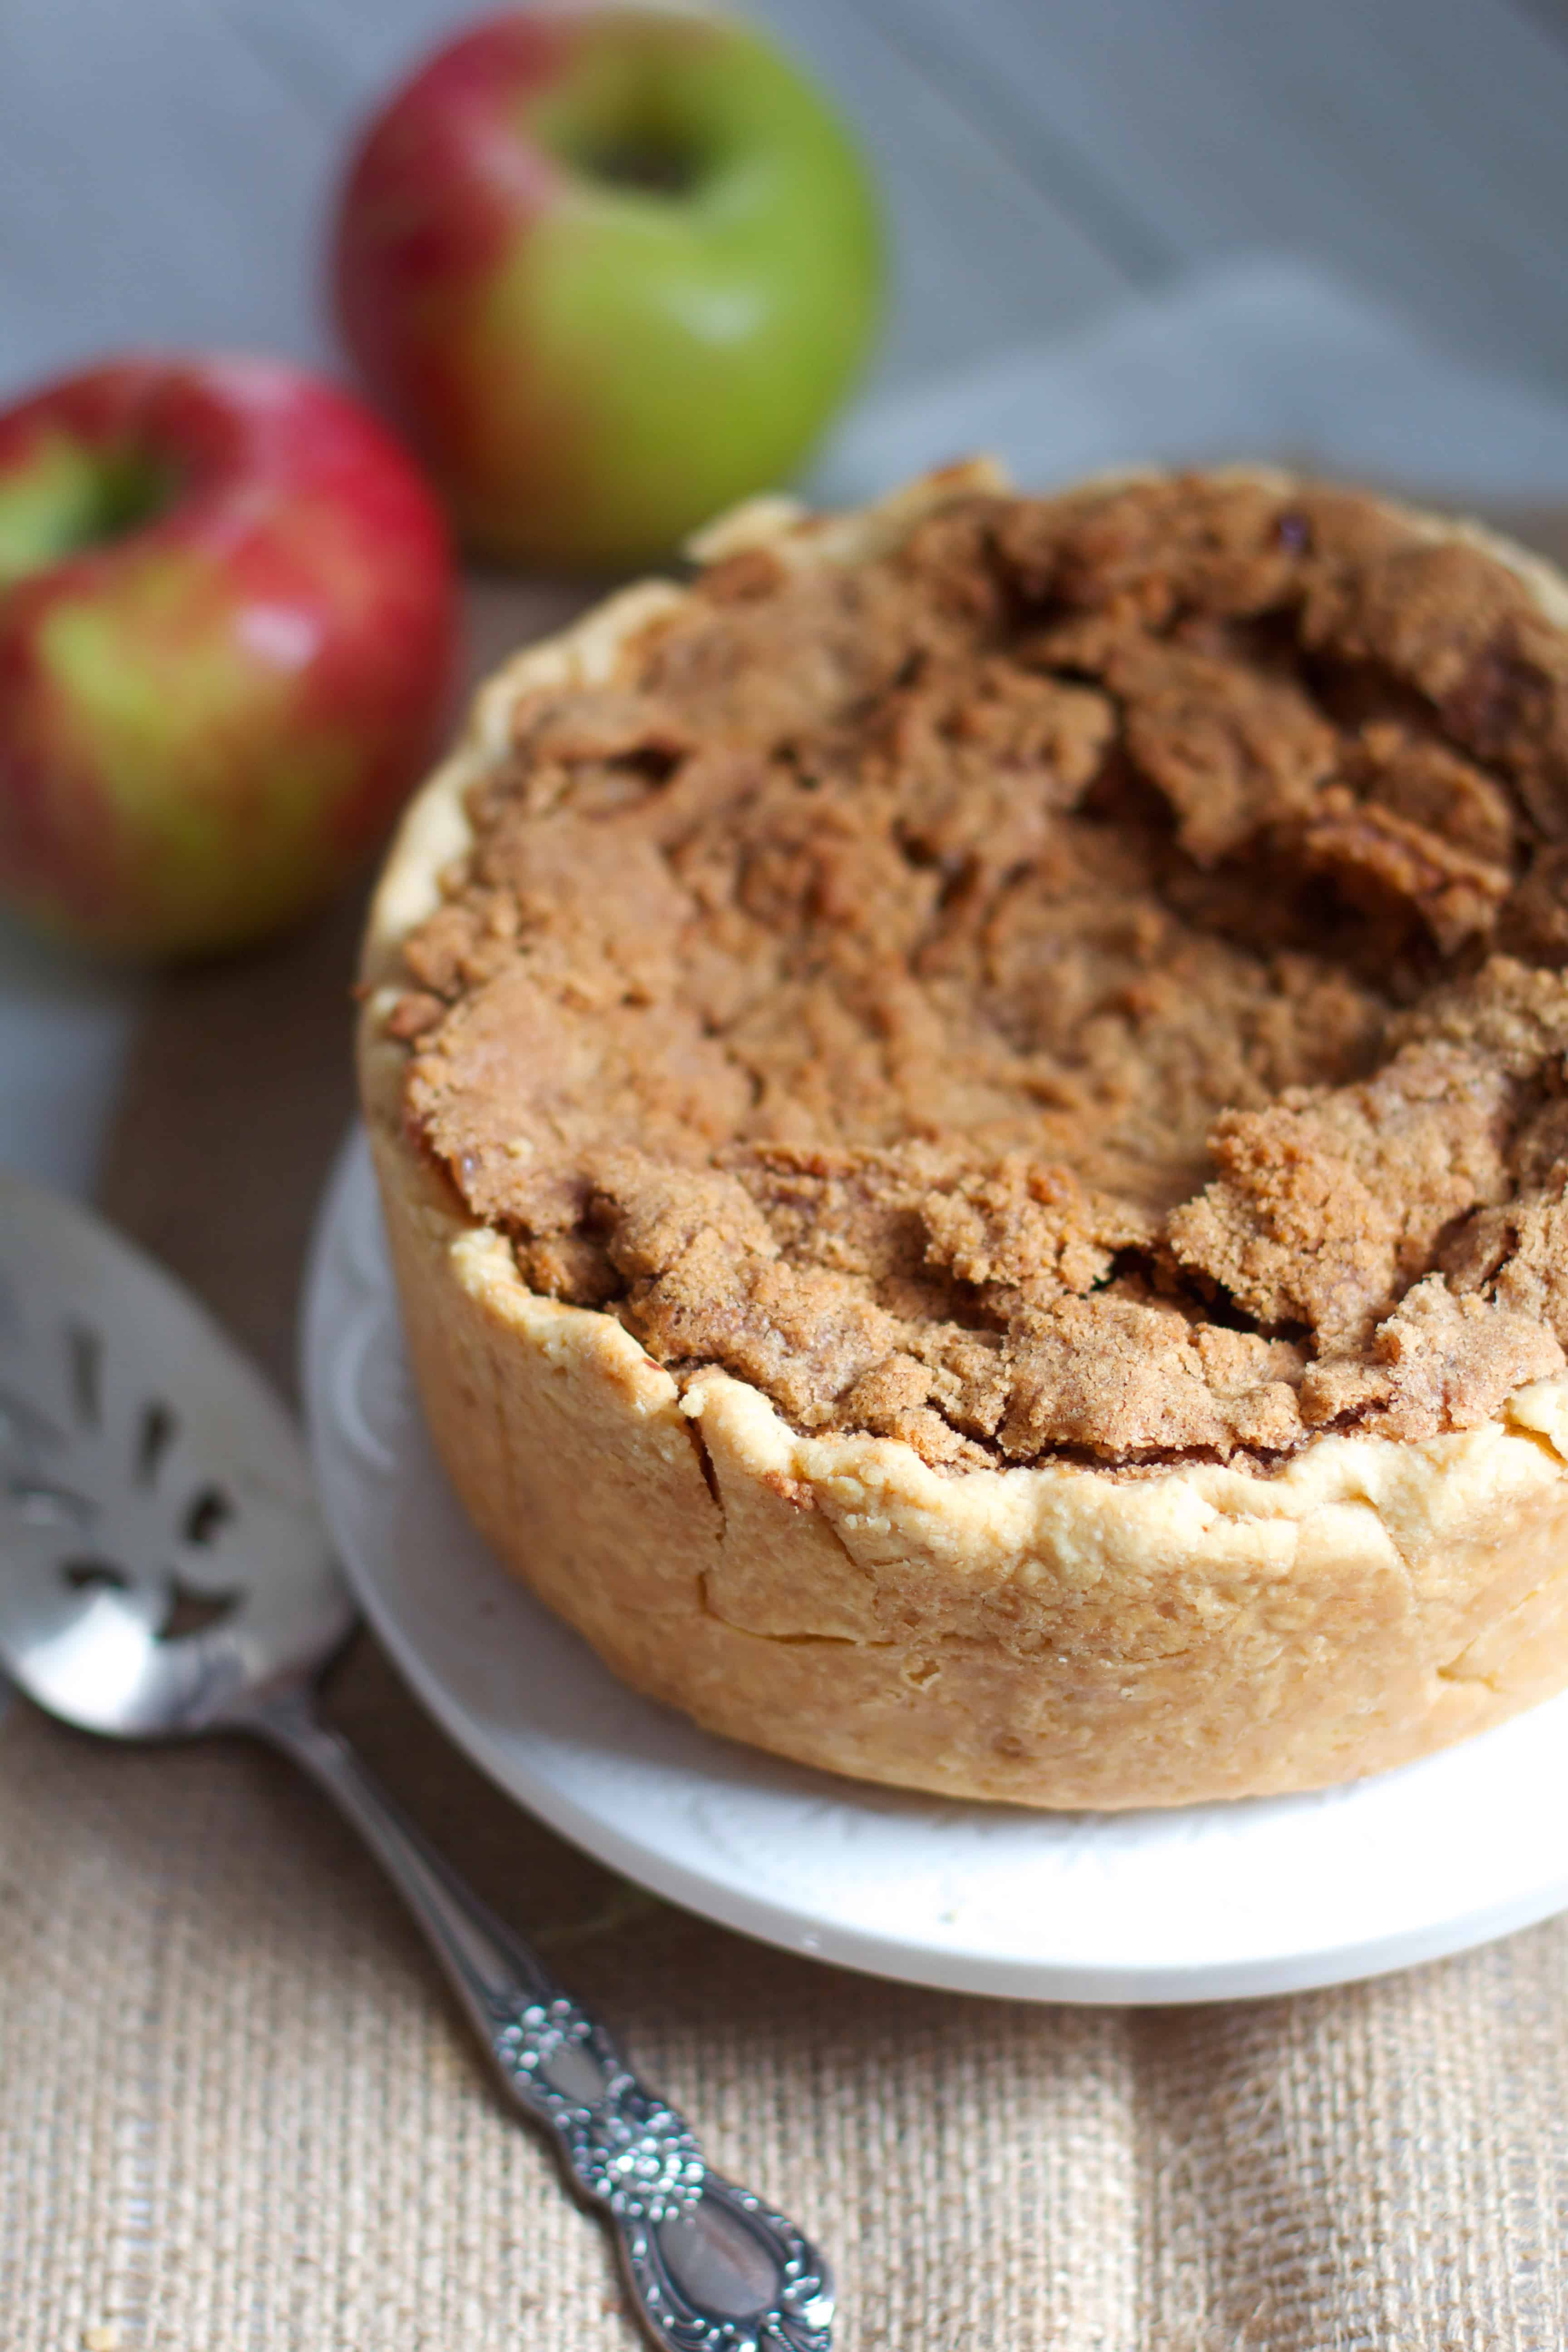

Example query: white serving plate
[302,1130,1568,2004]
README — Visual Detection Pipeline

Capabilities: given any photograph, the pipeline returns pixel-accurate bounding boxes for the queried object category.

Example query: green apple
[332,5,884,567]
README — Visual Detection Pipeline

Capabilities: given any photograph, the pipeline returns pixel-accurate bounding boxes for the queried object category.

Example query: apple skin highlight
[333,7,885,567]
[0,356,457,959]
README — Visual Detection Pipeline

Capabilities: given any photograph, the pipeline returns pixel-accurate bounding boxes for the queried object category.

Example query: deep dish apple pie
[358,463,1568,1808]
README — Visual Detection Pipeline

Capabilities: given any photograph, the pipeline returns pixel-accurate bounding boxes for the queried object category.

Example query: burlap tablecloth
[8,542,1568,2352]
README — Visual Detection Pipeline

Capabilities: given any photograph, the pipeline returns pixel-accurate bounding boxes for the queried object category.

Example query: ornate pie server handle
[255,1688,833,2352]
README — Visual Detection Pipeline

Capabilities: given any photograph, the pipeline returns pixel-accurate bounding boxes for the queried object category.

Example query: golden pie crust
[358,465,1568,1809]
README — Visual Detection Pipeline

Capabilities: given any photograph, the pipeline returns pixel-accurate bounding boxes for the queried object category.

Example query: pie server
[0,1164,832,2352]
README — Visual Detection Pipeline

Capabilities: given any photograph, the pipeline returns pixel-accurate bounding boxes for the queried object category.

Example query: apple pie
[358,464,1568,1808]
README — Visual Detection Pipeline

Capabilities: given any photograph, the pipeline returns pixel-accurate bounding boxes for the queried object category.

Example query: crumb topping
[391,476,1568,1469]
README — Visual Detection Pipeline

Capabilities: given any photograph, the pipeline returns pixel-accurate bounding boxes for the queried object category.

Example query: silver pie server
[0,1165,832,2352]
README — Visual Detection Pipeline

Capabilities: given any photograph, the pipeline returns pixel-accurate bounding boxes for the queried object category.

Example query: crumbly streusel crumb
[397,476,1568,1465]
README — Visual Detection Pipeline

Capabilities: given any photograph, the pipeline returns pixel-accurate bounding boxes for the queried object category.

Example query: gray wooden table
[9,0,1568,406]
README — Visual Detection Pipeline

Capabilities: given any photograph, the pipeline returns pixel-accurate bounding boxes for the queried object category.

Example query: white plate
[302,1131,1568,2004]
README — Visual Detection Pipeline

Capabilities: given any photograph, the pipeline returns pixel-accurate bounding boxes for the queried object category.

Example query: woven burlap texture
[4,1625,1567,2352]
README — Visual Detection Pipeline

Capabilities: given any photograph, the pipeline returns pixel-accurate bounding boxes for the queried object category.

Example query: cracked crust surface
[359,465,1568,1808]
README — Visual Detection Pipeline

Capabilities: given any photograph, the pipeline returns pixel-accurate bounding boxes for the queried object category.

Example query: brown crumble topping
[395,476,1568,1470]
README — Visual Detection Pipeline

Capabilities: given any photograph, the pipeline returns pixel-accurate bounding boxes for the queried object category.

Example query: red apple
[0,355,458,959]
[333,5,883,567]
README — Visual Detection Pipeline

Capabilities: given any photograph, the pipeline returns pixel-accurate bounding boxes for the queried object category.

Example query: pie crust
[358,465,1568,1809]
